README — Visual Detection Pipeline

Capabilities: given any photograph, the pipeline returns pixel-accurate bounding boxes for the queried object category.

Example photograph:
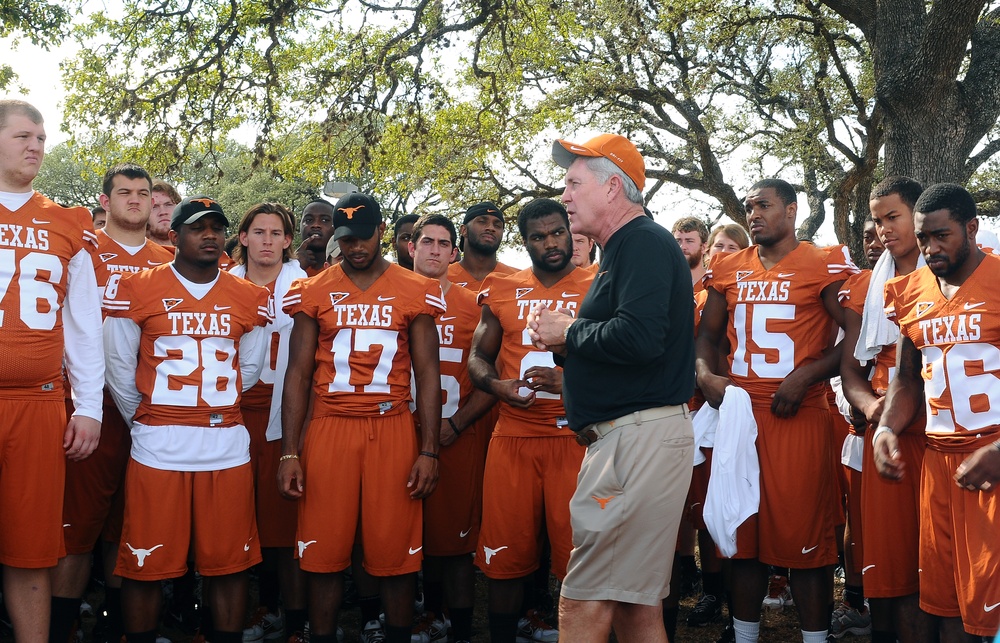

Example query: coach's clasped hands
[526,303,573,356]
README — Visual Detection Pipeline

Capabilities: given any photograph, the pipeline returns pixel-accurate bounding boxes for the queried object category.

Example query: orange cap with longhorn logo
[552,133,645,192]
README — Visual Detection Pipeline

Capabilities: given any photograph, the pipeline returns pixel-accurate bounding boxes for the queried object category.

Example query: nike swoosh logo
[569,145,589,152]
[801,545,819,554]
[441,316,456,321]
[214,304,231,311]
[459,528,471,538]
[561,292,579,298]
[408,546,422,555]
[378,295,396,302]
[986,602,1000,612]
[964,301,986,310]
[147,260,162,266]
[63,523,71,528]
[777,272,795,278]
[689,502,702,509]
[862,564,875,574]
[32,218,50,225]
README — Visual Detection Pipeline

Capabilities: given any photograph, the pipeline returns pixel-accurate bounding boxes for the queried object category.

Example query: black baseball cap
[171,196,227,230]
[332,193,382,241]
[463,201,504,225]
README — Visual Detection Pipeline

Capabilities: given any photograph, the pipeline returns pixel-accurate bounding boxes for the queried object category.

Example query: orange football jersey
[103,266,271,427]
[95,231,175,305]
[448,261,518,292]
[411,284,479,418]
[283,263,446,416]
[706,242,858,407]
[478,267,594,436]
[0,194,97,396]
[885,254,1000,449]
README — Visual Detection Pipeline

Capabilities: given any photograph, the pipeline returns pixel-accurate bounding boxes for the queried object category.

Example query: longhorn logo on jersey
[515,288,533,299]
[330,292,350,305]
[100,252,118,262]
[162,298,184,312]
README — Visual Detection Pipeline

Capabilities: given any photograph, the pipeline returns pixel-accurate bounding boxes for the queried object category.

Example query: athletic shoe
[245,607,284,641]
[155,636,172,643]
[516,609,559,643]
[360,620,386,643]
[762,575,794,612]
[80,601,95,618]
[686,594,722,627]
[243,623,264,643]
[412,612,448,642]
[829,602,872,638]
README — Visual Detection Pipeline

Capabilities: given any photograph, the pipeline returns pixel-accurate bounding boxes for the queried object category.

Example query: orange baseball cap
[552,134,645,191]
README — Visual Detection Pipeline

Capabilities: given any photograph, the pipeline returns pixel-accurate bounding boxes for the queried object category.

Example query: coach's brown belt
[575,404,688,447]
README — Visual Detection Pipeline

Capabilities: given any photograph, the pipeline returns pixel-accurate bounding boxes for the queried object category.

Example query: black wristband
[447,416,462,434]
[419,450,439,460]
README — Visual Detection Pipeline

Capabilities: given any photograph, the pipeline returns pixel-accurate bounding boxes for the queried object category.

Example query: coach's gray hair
[584,157,643,204]
[0,100,43,130]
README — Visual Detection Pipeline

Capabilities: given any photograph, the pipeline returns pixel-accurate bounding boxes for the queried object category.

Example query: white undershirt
[0,190,34,212]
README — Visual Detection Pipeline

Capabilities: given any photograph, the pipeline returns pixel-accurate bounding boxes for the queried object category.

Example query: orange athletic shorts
[685,448,712,531]
[918,445,1000,637]
[115,460,261,580]
[0,398,67,568]
[860,429,923,598]
[423,420,482,557]
[475,427,584,580]
[245,406,298,549]
[730,404,839,569]
[296,411,423,576]
[829,413,849,527]
[63,395,131,554]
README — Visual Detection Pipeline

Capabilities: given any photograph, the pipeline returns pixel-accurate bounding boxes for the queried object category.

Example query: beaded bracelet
[279,454,299,462]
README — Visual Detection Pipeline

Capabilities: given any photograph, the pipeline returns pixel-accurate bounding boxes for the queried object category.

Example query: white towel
[703,386,759,558]
[691,405,718,466]
[854,250,925,364]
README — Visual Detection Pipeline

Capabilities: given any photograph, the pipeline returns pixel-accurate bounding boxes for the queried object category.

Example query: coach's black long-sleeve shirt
[559,215,694,430]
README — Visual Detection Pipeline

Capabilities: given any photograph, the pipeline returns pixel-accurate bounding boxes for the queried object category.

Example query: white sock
[802,629,828,643]
[733,618,760,643]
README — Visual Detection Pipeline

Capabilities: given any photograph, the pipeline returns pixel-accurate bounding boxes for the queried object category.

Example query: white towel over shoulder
[703,386,759,558]
[854,250,925,364]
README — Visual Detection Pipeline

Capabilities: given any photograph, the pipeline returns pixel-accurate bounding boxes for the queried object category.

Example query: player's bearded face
[464,215,503,255]
[917,209,975,278]
[525,214,573,273]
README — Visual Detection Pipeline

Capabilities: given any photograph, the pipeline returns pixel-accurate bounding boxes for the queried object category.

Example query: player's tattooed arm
[469,304,535,409]
[695,288,734,409]
[277,313,318,499]
[873,333,924,481]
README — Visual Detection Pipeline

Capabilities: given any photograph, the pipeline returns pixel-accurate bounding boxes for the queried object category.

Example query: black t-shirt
[561,215,694,429]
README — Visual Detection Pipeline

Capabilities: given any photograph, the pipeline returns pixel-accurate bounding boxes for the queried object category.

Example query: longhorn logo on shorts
[592,495,615,509]
[297,540,317,557]
[338,205,365,219]
[127,543,163,567]
[482,545,508,564]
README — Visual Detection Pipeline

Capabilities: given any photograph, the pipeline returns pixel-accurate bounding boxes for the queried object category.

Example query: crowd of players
[0,95,998,643]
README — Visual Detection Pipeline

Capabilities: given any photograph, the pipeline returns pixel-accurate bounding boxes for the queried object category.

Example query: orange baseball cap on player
[332,192,382,241]
[552,133,646,191]
[171,195,228,230]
